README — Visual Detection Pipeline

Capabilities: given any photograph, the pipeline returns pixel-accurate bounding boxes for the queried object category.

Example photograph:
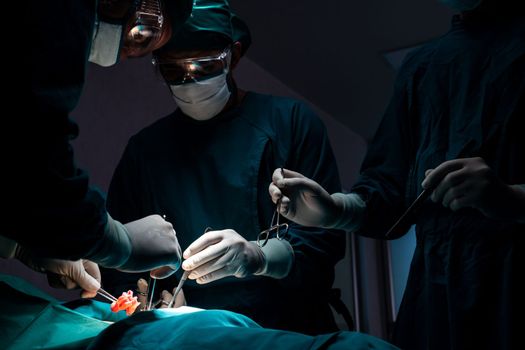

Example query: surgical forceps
[167,227,213,308]
[97,288,117,303]
[257,168,289,247]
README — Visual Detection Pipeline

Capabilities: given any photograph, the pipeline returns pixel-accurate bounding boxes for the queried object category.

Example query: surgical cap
[159,0,251,55]
[231,12,251,56]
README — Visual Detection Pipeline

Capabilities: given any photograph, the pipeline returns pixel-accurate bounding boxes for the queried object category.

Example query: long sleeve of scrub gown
[101,92,346,335]
[8,0,110,261]
[349,13,524,350]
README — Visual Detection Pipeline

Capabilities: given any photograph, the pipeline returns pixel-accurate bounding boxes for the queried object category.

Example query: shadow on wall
[230,0,453,140]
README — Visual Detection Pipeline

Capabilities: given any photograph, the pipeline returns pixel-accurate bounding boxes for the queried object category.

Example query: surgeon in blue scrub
[101,0,345,335]
[2,0,192,298]
[269,0,524,349]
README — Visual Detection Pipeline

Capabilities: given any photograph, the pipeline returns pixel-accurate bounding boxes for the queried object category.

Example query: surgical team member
[2,0,192,297]
[269,0,524,349]
[101,0,345,334]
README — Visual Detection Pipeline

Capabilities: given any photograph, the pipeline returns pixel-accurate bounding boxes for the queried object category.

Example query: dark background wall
[229,0,453,140]
[1,0,455,339]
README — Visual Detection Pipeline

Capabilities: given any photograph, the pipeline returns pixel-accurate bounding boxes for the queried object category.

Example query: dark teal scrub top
[102,91,346,334]
[352,12,525,350]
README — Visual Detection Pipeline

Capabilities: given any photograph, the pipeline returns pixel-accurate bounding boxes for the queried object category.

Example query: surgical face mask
[88,20,123,67]
[169,72,231,121]
[439,0,483,11]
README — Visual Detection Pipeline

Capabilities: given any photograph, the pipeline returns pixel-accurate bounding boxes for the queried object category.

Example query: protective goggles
[121,0,169,58]
[152,47,231,85]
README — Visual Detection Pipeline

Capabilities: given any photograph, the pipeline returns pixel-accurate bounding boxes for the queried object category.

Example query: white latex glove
[92,214,182,279]
[14,244,101,298]
[181,229,265,284]
[44,260,101,298]
[1,236,100,298]
[122,215,183,279]
[268,168,341,228]
[422,157,525,222]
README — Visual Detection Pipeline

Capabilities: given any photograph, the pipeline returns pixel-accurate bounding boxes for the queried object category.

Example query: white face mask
[169,72,232,121]
[439,0,482,11]
[88,21,123,67]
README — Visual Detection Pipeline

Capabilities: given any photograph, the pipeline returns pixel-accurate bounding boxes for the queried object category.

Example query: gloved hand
[14,244,101,298]
[122,215,183,278]
[159,287,186,309]
[135,278,186,312]
[268,168,341,228]
[1,235,101,298]
[44,260,101,298]
[422,157,525,222]
[89,214,182,279]
[136,278,149,312]
[181,229,266,284]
